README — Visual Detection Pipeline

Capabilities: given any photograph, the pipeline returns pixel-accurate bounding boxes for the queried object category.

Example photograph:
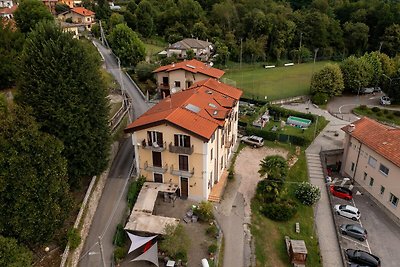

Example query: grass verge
[353,106,400,125]
[251,151,322,267]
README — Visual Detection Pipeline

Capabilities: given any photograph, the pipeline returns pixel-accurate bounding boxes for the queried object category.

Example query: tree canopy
[14,0,54,33]
[0,103,72,244]
[311,63,344,97]
[258,155,288,179]
[16,21,111,187]
[0,235,32,266]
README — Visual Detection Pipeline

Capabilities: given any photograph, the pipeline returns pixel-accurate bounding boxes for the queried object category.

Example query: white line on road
[338,104,357,113]
[351,199,372,254]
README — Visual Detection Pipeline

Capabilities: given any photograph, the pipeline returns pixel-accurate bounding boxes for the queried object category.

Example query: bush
[256,178,284,202]
[311,92,329,105]
[383,109,389,115]
[113,224,126,247]
[68,228,81,250]
[194,201,214,222]
[295,182,321,206]
[228,170,234,180]
[127,176,146,209]
[261,199,298,221]
[114,246,127,262]
[136,61,156,82]
[208,243,218,254]
[387,114,394,119]
[371,107,381,112]
[376,111,383,117]
[359,105,367,110]
[160,224,190,262]
[394,110,400,117]
[206,224,218,237]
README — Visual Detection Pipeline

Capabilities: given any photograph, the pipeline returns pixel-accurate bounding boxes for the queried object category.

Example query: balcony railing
[169,143,194,155]
[142,139,166,152]
[170,164,194,178]
[144,161,168,174]
[158,83,169,90]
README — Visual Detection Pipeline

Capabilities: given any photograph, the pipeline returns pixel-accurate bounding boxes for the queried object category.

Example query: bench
[295,222,300,233]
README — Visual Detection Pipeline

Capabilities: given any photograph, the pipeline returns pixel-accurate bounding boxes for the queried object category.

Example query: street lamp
[310,48,319,96]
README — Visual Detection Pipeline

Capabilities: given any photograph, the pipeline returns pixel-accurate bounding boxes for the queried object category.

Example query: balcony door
[152,151,162,167]
[154,173,163,183]
[174,134,190,147]
[162,76,169,85]
[179,155,189,171]
[180,177,188,198]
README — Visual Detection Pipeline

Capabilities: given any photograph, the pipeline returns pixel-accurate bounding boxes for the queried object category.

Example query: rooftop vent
[213,111,218,115]
[208,103,216,108]
[206,90,213,94]
[186,64,196,69]
[185,103,200,113]
[348,124,355,133]
[383,141,388,145]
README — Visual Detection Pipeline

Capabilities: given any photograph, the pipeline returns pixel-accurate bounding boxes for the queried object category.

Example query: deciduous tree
[311,63,344,97]
[0,235,32,266]
[14,0,54,33]
[340,56,373,93]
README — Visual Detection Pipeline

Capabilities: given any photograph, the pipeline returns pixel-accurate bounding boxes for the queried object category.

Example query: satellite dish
[209,62,214,67]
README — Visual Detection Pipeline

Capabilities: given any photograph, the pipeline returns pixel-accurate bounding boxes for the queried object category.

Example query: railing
[169,143,194,155]
[144,161,168,173]
[142,139,166,152]
[170,164,194,177]
[158,83,170,90]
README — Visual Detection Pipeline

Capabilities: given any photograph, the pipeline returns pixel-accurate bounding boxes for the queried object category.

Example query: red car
[330,185,353,200]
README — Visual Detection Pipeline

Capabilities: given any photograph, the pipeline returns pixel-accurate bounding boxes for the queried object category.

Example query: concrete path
[282,103,349,267]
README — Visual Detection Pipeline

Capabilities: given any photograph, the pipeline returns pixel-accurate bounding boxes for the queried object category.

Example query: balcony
[144,161,168,174]
[224,137,233,148]
[142,139,166,152]
[170,165,194,178]
[169,143,194,155]
[158,83,169,90]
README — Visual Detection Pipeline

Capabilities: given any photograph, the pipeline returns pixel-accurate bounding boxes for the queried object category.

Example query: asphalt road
[78,41,151,267]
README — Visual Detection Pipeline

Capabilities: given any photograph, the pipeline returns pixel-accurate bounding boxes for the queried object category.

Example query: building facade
[58,7,95,31]
[341,117,400,224]
[125,78,242,201]
[153,59,224,98]
[0,0,13,8]
[167,38,214,61]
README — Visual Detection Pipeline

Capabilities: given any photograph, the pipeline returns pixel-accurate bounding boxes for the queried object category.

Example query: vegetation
[0,235,32,266]
[16,21,111,187]
[160,224,190,262]
[295,182,321,206]
[258,155,288,179]
[67,228,81,250]
[127,176,146,209]
[354,106,400,125]
[0,103,72,244]
[261,200,298,221]
[14,0,54,33]
[311,63,344,98]
[194,201,215,222]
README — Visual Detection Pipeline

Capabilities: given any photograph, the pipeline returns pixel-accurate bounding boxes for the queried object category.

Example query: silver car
[241,135,264,148]
[340,224,367,241]
[380,96,391,105]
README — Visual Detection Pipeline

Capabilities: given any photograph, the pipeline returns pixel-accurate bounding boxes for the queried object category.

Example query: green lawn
[223,61,328,101]
[354,106,400,125]
[251,144,322,267]
[144,43,165,57]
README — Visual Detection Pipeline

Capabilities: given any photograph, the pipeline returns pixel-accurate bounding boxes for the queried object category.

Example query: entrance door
[180,177,189,199]
[152,151,162,167]
[154,173,163,183]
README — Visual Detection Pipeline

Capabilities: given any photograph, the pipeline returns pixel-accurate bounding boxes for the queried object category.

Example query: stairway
[306,152,324,181]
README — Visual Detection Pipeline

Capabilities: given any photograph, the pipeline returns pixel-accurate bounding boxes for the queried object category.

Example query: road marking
[341,235,369,247]
[351,199,372,253]
[338,104,357,113]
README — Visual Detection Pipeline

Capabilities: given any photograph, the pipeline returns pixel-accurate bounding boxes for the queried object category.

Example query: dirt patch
[235,146,288,218]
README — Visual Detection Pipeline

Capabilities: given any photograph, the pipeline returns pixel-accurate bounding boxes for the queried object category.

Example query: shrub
[208,243,218,254]
[206,224,218,237]
[376,111,383,117]
[359,105,367,110]
[194,201,214,222]
[261,199,298,221]
[127,176,146,209]
[383,109,389,115]
[259,155,288,179]
[387,114,394,119]
[113,224,126,247]
[371,106,380,112]
[394,111,400,117]
[160,224,190,262]
[295,182,321,206]
[311,92,329,105]
[256,178,284,202]
[68,228,81,250]
[228,170,234,180]
[114,246,127,262]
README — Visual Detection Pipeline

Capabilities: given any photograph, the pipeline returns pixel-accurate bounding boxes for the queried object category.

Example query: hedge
[246,126,307,146]
[240,97,268,105]
[268,105,315,122]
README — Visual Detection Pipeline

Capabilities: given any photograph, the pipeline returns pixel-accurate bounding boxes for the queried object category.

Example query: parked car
[340,224,367,241]
[380,96,391,105]
[360,87,375,94]
[330,185,353,200]
[241,135,264,148]
[334,204,360,221]
[346,249,381,267]
[373,87,381,92]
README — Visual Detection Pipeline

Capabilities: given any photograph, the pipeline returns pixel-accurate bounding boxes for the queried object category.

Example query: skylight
[208,103,217,108]
[185,103,200,113]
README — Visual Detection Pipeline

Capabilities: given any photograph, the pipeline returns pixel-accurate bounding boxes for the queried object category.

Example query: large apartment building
[153,59,225,98]
[125,78,242,201]
[341,117,400,224]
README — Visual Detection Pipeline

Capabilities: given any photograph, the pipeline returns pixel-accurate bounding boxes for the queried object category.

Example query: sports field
[223,61,328,101]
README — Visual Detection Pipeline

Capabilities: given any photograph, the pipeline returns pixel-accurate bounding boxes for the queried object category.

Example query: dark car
[330,185,353,200]
[340,224,367,241]
[346,249,380,267]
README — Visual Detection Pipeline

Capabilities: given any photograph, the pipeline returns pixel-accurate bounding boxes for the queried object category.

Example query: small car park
[241,135,264,148]
[380,96,391,105]
[340,224,367,241]
[346,249,381,267]
[330,185,353,200]
[334,204,360,221]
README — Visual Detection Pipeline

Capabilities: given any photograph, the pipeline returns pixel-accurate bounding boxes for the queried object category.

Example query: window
[379,164,389,176]
[174,134,190,147]
[154,173,163,183]
[351,162,355,172]
[368,156,377,168]
[380,186,385,195]
[147,131,163,146]
[162,77,169,85]
[210,148,213,160]
[363,172,367,181]
[179,155,189,171]
[389,193,399,207]
[369,177,374,186]
[221,156,223,170]
[174,81,181,88]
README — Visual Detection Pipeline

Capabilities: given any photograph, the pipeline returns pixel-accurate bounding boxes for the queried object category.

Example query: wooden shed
[285,236,308,266]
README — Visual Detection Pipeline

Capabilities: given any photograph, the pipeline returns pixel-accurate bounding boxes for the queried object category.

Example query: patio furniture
[191,215,198,223]
[183,216,191,223]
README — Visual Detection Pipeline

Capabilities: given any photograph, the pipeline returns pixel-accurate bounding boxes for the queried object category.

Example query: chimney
[348,124,355,133]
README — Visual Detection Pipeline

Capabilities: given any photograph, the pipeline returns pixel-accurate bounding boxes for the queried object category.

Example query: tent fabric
[131,242,159,267]
[127,232,157,254]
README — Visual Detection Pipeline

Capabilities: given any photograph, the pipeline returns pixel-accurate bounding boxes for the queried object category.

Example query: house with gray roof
[166,38,214,61]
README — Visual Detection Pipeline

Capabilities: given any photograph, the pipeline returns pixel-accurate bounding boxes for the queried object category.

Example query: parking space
[329,178,400,266]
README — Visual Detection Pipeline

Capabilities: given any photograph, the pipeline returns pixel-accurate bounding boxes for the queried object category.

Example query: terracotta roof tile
[125,78,242,140]
[153,59,224,79]
[0,5,17,15]
[342,117,400,167]
[71,7,95,16]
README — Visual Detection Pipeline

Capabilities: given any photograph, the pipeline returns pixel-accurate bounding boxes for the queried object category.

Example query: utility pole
[298,32,303,64]
[240,38,243,70]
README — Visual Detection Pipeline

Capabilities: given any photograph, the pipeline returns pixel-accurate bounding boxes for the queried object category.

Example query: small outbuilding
[285,236,307,266]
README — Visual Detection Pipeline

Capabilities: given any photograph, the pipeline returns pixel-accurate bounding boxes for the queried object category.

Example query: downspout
[352,141,362,184]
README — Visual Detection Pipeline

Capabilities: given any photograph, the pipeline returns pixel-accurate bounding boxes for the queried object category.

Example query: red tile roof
[153,59,225,79]
[342,117,400,167]
[125,78,242,140]
[0,5,17,15]
[71,7,95,16]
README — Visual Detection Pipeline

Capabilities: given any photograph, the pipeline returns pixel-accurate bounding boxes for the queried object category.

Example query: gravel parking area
[330,179,400,267]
